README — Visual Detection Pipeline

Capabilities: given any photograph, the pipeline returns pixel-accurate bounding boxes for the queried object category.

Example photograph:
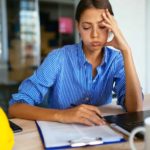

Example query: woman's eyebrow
[82,22,92,25]
[82,19,104,25]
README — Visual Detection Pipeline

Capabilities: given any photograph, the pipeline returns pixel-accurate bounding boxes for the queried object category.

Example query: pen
[98,114,106,121]
[110,123,130,136]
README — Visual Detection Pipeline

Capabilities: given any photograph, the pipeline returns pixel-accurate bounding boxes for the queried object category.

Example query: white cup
[129,117,150,150]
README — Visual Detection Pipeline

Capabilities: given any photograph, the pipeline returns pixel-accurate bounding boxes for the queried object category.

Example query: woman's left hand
[102,9,130,53]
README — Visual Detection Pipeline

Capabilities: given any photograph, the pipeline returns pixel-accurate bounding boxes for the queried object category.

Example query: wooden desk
[12,95,150,150]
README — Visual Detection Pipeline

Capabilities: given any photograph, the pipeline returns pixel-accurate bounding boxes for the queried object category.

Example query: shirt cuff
[9,93,35,106]
[9,99,32,106]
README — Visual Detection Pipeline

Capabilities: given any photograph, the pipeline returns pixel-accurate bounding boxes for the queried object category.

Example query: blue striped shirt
[9,41,126,109]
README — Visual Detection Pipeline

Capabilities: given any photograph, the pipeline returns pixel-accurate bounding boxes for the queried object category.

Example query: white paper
[36,121,124,148]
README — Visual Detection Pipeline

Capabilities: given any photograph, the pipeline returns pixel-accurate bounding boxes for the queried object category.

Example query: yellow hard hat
[0,108,14,150]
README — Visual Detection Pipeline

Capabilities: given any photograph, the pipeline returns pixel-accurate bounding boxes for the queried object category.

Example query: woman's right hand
[55,104,106,126]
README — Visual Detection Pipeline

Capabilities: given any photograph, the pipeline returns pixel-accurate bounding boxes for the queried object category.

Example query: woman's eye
[83,27,91,30]
[99,26,106,29]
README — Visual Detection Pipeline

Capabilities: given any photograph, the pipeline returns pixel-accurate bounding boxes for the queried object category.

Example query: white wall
[146,0,150,93]
[110,0,149,93]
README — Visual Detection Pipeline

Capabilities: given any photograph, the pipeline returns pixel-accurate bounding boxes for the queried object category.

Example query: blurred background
[0,0,150,115]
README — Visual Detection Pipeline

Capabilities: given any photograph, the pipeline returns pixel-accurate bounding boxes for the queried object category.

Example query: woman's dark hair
[75,0,114,22]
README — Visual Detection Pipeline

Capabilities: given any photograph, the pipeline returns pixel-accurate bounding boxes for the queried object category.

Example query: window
[7,0,40,70]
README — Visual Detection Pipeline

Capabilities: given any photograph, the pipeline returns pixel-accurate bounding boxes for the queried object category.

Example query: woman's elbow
[8,104,20,118]
[126,102,143,112]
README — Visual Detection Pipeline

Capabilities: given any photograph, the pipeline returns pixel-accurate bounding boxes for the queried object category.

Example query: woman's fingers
[59,104,106,126]
[79,108,105,126]
[105,9,114,21]
[81,104,102,116]
[78,117,94,126]
[101,9,117,33]
[102,11,111,24]
[101,21,112,31]
[70,104,105,126]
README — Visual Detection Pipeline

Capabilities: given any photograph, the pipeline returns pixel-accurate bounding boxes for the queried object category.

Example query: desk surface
[12,95,150,150]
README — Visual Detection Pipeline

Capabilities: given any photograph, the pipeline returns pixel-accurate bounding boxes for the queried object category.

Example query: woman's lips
[91,42,102,47]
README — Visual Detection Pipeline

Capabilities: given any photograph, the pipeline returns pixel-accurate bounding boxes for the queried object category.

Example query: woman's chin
[90,45,103,51]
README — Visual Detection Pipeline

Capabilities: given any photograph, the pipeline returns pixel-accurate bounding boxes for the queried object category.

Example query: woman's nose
[91,28,99,38]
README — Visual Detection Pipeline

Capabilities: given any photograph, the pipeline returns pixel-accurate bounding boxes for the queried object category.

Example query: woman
[9,0,143,126]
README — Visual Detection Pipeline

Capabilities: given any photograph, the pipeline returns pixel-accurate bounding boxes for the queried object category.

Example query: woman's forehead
[79,8,105,23]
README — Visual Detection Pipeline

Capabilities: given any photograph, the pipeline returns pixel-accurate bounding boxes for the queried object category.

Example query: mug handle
[129,127,145,150]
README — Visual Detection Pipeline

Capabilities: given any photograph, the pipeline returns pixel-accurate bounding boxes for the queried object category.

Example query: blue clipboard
[36,121,126,150]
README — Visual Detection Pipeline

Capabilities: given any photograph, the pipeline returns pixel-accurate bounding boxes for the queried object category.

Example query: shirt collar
[100,47,108,66]
[77,41,108,67]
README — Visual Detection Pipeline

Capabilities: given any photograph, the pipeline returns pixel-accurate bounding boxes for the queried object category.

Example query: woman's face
[77,8,108,52]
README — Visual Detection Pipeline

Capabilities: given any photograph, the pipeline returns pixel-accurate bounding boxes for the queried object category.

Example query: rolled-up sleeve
[113,52,126,109]
[9,49,61,106]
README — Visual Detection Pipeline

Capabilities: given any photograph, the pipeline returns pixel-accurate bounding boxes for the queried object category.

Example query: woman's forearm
[8,103,105,126]
[9,103,59,121]
[122,49,143,112]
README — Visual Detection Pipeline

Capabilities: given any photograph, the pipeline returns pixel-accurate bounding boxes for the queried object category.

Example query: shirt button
[85,97,90,101]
